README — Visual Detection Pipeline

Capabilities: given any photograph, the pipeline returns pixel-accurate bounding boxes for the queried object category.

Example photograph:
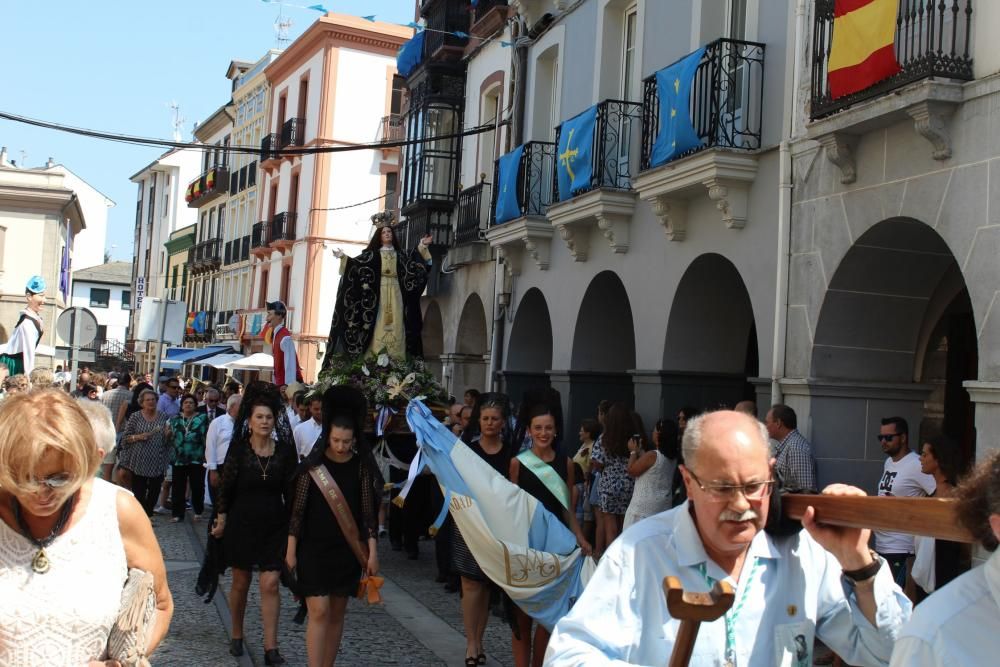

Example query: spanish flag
[827,0,901,99]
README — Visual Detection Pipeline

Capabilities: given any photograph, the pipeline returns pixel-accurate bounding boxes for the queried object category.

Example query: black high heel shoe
[264,648,286,665]
[229,638,243,657]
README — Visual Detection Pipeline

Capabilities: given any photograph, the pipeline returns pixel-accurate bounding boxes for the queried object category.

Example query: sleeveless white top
[0,478,128,666]
[623,451,676,529]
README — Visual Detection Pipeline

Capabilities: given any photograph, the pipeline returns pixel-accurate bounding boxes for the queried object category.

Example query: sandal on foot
[229,638,243,657]
[465,659,479,667]
[477,653,487,665]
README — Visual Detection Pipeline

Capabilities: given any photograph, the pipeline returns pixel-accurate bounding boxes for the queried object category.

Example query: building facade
[128,147,201,376]
[185,104,234,347]
[70,260,134,369]
[409,0,999,492]
[247,13,411,381]
[0,149,91,368]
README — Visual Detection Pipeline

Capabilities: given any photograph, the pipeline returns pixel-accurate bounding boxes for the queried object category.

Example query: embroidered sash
[517,450,570,510]
[308,466,369,568]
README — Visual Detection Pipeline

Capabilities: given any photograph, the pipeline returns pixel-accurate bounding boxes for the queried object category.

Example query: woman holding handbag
[211,382,298,665]
[0,389,173,666]
[285,385,382,667]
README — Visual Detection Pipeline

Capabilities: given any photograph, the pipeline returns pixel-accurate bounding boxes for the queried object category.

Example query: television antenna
[274,2,293,48]
[168,102,185,142]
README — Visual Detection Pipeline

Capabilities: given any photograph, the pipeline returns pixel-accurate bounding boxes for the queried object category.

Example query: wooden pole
[664,577,734,667]
[781,494,974,543]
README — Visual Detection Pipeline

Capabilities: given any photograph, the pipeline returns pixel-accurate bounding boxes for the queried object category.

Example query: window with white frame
[621,5,638,102]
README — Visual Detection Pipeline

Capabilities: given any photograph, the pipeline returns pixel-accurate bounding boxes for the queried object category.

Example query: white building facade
[70,261,132,350]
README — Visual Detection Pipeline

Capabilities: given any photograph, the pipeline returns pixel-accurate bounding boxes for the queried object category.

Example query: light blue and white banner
[406,400,596,630]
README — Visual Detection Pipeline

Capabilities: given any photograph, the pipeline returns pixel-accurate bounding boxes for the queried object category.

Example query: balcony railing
[251,221,270,248]
[397,211,451,253]
[552,100,643,201]
[473,0,507,24]
[280,117,306,148]
[270,211,297,243]
[379,114,404,143]
[810,0,974,119]
[455,181,492,245]
[189,238,221,272]
[260,133,279,161]
[640,38,765,170]
[185,166,229,208]
[489,141,556,225]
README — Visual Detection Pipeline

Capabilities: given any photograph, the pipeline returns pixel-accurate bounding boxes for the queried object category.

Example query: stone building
[402,0,999,492]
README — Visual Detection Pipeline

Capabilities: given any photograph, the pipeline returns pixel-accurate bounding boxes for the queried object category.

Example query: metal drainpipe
[771,0,808,405]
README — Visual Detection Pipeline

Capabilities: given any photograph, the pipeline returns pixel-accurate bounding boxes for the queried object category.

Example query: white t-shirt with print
[874,451,936,554]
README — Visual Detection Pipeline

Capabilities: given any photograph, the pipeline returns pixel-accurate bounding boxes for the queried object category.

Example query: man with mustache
[546,410,911,666]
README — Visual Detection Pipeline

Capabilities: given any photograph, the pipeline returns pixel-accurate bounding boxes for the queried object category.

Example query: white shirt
[890,549,1000,666]
[293,418,323,459]
[204,413,235,470]
[874,451,936,554]
[545,503,910,667]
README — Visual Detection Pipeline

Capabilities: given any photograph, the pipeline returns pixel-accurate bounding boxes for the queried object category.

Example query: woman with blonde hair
[0,389,173,665]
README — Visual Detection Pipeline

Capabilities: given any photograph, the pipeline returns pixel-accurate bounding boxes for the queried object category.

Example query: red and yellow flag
[827,0,901,99]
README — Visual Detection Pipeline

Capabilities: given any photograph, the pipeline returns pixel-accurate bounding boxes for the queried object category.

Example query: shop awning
[224,352,274,370]
[191,352,245,369]
[161,345,238,369]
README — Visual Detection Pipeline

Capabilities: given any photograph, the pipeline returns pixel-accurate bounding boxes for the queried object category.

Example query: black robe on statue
[324,245,429,368]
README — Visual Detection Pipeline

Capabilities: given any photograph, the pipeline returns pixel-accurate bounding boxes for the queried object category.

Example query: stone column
[964,381,1000,461]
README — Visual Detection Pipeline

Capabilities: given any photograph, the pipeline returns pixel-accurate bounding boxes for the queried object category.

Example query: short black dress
[452,437,512,581]
[289,453,380,597]
[217,439,297,571]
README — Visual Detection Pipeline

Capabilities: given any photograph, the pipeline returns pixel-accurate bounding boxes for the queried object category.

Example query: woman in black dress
[211,382,297,665]
[454,393,514,666]
[507,404,591,667]
[286,385,382,667]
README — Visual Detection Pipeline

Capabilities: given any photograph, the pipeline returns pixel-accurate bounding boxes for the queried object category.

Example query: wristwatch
[843,550,882,582]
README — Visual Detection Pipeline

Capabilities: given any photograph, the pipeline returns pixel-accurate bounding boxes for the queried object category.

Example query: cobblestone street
[152,513,513,666]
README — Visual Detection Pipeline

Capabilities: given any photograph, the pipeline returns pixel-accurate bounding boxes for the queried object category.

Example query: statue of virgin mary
[322,223,432,369]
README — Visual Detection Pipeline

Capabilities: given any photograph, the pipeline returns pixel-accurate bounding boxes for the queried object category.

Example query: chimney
[0,146,8,166]
[46,157,56,168]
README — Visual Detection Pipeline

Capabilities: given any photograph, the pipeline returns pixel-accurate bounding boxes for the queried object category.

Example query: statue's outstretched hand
[332,247,345,259]
[419,234,433,247]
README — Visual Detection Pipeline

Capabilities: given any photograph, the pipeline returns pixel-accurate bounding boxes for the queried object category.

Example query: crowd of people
[1,361,997,666]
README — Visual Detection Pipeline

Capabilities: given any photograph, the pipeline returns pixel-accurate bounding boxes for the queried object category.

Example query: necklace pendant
[724,661,734,667]
[262,473,268,480]
[31,548,50,574]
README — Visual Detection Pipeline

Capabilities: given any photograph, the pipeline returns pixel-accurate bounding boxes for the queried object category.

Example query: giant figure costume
[323,226,431,367]
[0,276,46,376]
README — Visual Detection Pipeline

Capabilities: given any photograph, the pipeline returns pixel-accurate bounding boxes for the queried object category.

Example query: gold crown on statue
[371,210,397,229]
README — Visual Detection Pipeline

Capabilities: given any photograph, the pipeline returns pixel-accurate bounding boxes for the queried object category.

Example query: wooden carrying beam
[782,495,974,543]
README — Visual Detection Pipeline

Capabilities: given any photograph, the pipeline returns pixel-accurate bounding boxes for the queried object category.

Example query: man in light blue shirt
[545,411,910,666]
[156,378,180,418]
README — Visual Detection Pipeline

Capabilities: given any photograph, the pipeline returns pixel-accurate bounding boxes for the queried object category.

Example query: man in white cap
[0,276,46,376]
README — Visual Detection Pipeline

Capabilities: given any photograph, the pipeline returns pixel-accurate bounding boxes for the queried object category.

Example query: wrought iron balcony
[184,311,215,343]
[280,117,306,148]
[251,221,270,250]
[489,141,556,226]
[378,114,404,143]
[185,166,229,208]
[455,181,492,245]
[811,0,973,119]
[270,211,297,245]
[552,100,643,202]
[640,38,765,171]
[260,133,279,162]
[396,211,451,253]
[422,0,469,60]
[190,238,221,273]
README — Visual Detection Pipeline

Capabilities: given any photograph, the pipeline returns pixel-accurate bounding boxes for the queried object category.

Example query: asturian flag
[649,46,706,168]
[556,105,598,202]
[406,400,596,630]
[494,144,525,224]
[828,0,901,99]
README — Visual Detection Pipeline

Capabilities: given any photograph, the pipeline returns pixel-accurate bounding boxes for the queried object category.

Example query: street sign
[136,298,185,344]
[56,307,98,347]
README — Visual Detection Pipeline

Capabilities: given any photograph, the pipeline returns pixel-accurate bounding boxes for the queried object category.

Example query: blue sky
[0,0,416,261]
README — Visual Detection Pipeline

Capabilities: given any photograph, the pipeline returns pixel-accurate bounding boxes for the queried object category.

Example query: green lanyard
[696,557,761,667]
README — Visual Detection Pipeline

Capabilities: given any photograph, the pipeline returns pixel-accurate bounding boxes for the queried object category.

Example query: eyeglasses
[876,433,901,442]
[687,469,775,501]
[30,473,73,490]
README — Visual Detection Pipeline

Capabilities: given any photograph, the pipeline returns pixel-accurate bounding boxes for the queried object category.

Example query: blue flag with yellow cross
[556,105,598,201]
[650,46,706,167]
[494,144,525,224]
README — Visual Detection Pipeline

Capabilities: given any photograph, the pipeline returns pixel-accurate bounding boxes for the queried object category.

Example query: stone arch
[660,253,760,416]
[564,271,636,433]
[453,293,488,394]
[809,217,977,487]
[505,287,553,402]
[421,300,444,381]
